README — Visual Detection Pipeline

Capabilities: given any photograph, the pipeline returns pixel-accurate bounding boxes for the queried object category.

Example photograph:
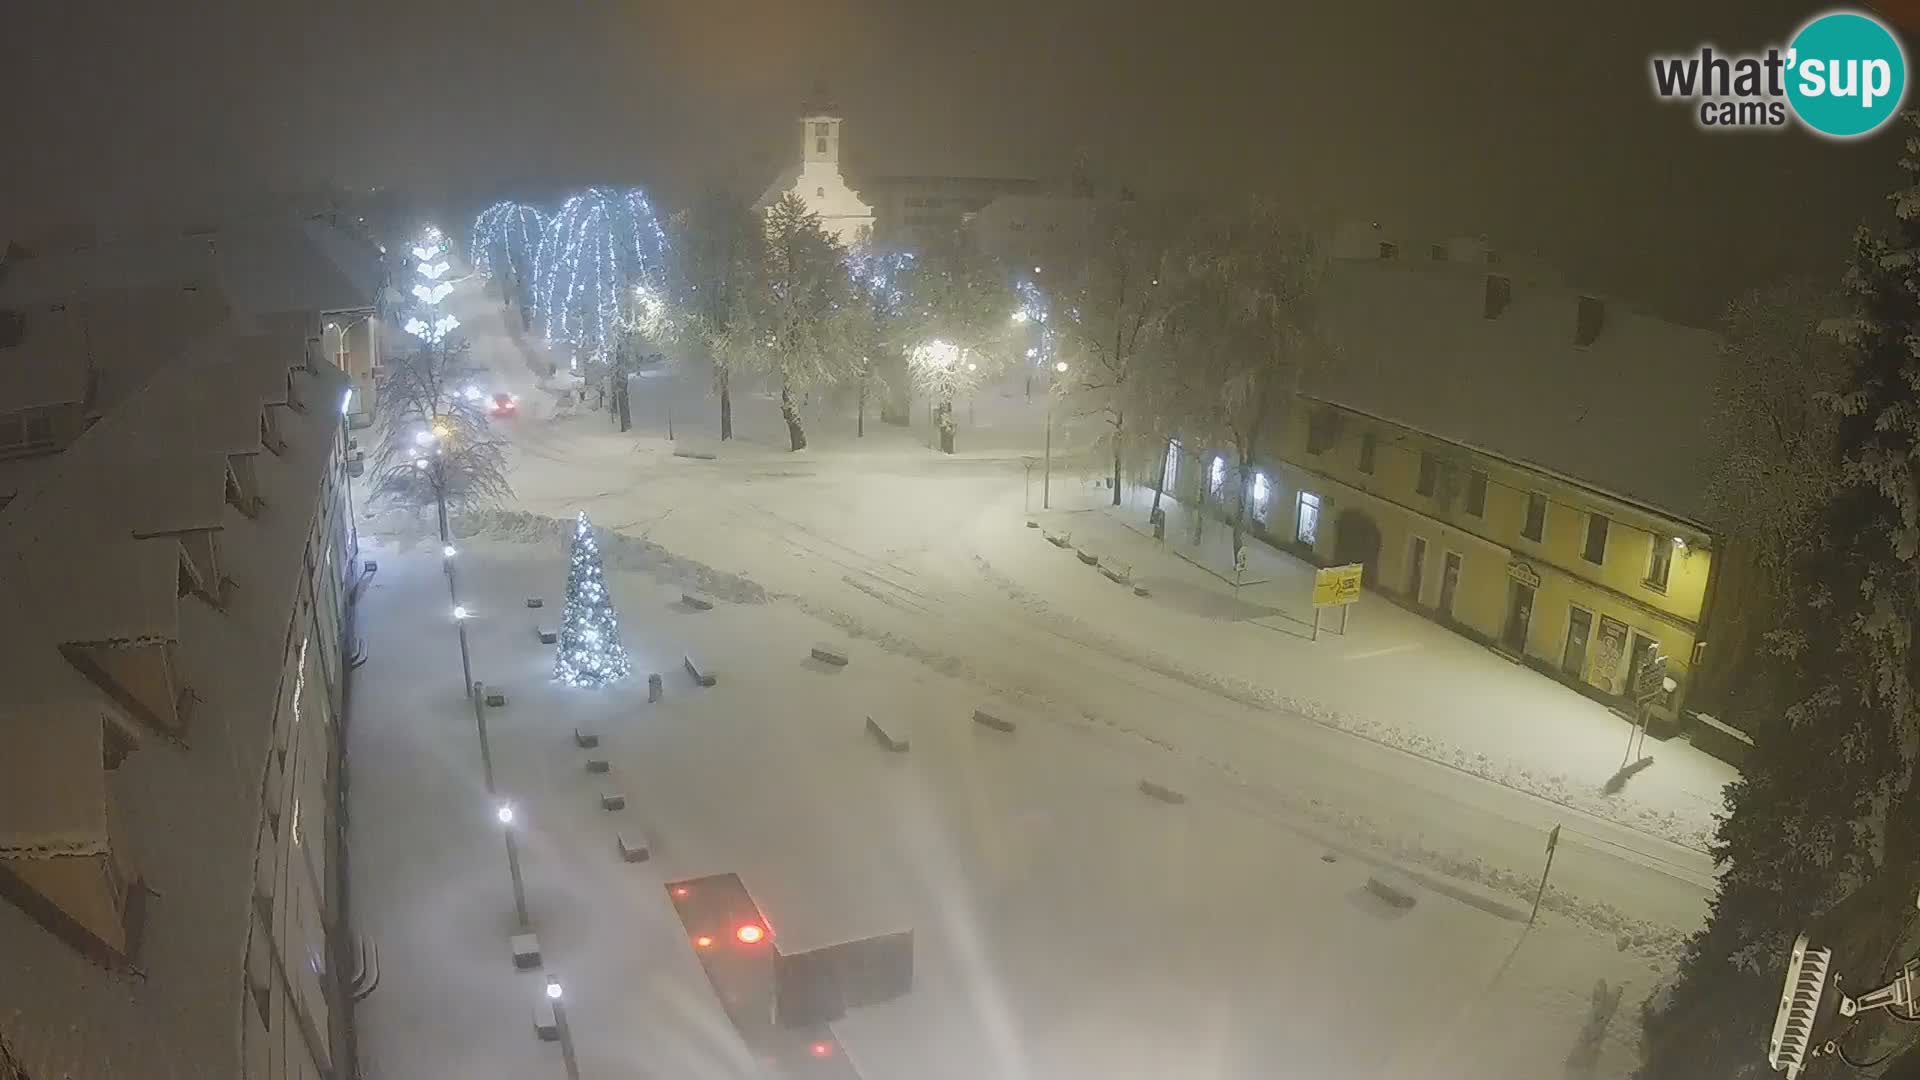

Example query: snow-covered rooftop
[0,303,90,409]
[1315,257,1719,523]
[0,315,347,1079]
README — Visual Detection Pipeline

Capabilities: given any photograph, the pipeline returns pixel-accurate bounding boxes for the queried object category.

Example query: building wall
[240,419,351,1080]
[1161,397,1714,721]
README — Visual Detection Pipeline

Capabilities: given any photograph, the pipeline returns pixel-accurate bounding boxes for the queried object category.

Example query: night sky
[1,0,1912,321]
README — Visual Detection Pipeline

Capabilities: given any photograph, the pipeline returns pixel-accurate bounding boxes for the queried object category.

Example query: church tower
[758,86,874,248]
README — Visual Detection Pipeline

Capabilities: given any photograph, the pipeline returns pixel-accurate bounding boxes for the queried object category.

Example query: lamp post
[497,802,530,930]
[1044,360,1069,510]
[546,979,581,1080]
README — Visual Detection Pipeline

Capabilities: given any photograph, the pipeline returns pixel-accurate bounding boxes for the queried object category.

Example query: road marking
[1343,643,1421,661]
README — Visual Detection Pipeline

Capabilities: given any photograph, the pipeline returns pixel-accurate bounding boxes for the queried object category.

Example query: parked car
[490,392,518,417]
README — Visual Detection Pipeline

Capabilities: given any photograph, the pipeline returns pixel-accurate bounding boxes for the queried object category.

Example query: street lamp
[498,801,530,930]
[452,604,475,700]
[1045,361,1070,510]
[546,978,581,1080]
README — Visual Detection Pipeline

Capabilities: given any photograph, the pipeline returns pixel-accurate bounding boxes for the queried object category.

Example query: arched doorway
[1332,509,1382,585]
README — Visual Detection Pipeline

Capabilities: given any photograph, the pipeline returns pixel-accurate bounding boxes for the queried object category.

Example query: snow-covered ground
[343,278,1740,1078]
[349,538,1668,1080]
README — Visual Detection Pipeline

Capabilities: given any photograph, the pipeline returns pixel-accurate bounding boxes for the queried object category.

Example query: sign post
[1622,649,1669,768]
[1529,824,1561,927]
[1310,563,1364,641]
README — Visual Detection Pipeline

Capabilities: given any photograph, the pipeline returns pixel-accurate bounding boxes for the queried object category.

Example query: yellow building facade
[1231,397,1714,724]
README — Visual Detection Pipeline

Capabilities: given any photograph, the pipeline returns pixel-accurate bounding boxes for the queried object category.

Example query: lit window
[1252,472,1270,507]
[1296,491,1321,546]
[1163,440,1180,491]
[1209,455,1225,495]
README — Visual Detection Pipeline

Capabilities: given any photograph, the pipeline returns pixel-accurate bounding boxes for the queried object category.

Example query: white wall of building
[777,114,874,248]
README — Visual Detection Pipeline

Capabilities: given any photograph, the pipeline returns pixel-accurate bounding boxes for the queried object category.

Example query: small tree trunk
[857,371,867,437]
[1110,409,1124,507]
[1151,436,1172,518]
[937,399,955,454]
[781,375,808,451]
[718,365,733,441]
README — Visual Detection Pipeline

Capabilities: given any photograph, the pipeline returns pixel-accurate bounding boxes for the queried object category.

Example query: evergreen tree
[1639,120,1920,1079]
[750,193,856,451]
[552,512,632,688]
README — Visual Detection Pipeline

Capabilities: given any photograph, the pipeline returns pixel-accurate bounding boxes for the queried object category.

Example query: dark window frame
[1416,452,1438,497]
[1522,492,1547,542]
[1358,432,1376,474]
[1465,470,1487,517]
[1583,513,1610,565]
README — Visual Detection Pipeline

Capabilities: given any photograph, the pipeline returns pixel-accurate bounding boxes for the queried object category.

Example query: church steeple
[800,80,842,166]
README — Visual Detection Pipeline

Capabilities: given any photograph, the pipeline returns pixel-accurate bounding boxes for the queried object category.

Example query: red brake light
[811,1042,833,1058]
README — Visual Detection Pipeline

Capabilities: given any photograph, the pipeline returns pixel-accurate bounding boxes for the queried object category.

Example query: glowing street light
[498,801,530,928]
[546,977,580,1080]
[453,605,469,620]
[443,544,457,559]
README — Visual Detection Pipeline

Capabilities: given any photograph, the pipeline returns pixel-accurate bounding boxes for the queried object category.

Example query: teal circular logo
[1787,11,1907,138]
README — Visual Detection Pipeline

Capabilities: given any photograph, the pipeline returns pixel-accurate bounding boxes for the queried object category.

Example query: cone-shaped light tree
[552,512,632,688]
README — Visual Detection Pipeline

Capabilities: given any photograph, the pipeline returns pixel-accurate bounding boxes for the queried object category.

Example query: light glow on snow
[734,924,765,945]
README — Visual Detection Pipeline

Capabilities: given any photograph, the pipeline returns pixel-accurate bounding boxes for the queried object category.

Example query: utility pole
[1529,824,1560,927]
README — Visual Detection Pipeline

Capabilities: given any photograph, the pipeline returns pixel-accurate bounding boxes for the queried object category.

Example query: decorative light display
[532,187,671,369]
[403,314,460,344]
[552,511,632,688]
[401,224,462,345]
[412,281,455,306]
[470,201,546,294]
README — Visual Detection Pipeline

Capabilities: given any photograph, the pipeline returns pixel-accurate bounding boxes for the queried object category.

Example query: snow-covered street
[343,277,1736,1078]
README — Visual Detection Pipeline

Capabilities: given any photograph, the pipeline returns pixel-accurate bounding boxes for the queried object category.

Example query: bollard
[648,673,662,703]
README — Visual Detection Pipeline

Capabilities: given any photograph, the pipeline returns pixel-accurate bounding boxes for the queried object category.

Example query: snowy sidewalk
[986,492,1736,852]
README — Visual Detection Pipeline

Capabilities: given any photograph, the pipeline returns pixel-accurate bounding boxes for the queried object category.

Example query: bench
[536,626,557,644]
[533,996,558,1040]
[600,791,627,811]
[866,716,910,752]
[681,592,714,610]
[972,708,1016,734]
[617,830,651,863]
[484,687,507,707]
[1138,779,1187,804]
[573,727,599,748]
[684,655,716,688]
[648,673,663,702]
[810,644,849,666]
[525,596,544,609]
[510,932,542,969]
[1075,549,1099,565]
[585,757,609,774]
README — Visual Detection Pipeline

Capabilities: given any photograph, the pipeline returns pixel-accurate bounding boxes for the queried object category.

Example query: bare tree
[369,339,512,538]
[748,194,858,450]
[1058,198,1186,504]
[846,247,914,437]
[1165,198,1330,564]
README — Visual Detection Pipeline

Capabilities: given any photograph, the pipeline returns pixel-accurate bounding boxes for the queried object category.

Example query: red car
[490,392,518,417]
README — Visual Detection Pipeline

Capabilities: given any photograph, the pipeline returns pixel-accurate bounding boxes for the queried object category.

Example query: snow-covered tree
[1163,198,1330,564]
[1639,120,1920,1080]
[533,187,670,369]
[1693,279,1846,718]
[1056,197,1186,504]
[747,194,856,450]
[665,186,760,441]
[846,247,914,437]
[552,512,632,688]
[901,228,1015,453]
[470,200,546,309]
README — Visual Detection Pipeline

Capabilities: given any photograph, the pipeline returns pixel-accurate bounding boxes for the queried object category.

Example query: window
[816,137,828,154]
[1645,534,1673,591]
[1208,455,1226,496]
[1416,452,1438,496]
[1252,472,1270,509]
[1306,409,1340,455]
[1583,513,1609,564]
[1465,471,1487,517]
[1296,491,1320,545]
[1522,493,1547,541]
[816,187,826,198]
[1358,432,1376,474]
[1162,440,1180,491]
[815,122,830,137]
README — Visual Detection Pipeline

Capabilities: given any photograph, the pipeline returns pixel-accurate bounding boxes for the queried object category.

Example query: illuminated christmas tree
[552,511,631,687]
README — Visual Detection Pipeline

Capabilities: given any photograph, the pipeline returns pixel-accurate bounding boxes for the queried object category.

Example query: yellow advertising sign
[1312,563,1364,607]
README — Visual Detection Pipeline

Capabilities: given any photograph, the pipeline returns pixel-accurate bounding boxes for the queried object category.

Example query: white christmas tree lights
[552,511,631,688]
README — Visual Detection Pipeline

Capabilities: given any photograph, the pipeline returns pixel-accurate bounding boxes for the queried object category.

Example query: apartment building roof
[1313,256,1720,525]
[0,318,346,1079]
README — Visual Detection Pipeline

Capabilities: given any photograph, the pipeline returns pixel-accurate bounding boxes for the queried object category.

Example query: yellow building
[1165,243,1723,728]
